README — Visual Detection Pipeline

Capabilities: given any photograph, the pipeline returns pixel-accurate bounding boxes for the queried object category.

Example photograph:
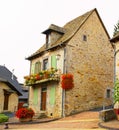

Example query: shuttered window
[35,61,41,74]
[50,86,56,105]
[31,63,35,74]
[43,59,48,70]
[33,88,38,105]
[51,55,57,69]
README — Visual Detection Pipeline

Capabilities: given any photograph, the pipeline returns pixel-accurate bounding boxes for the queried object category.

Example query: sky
[0,0,119,83]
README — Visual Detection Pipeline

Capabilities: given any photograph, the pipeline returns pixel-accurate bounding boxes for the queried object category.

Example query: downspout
[111,42,116,105]
[62,47,66,117]
[114,44,116,85]
[28,61,32,107]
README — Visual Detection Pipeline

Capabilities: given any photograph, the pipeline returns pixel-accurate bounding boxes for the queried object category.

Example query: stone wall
[64,11,114,116]
[29,49,64,118]
[0,82,18,113]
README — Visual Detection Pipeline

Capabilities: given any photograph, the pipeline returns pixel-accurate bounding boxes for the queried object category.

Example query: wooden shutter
[49,86,55,105]
[33,88,38,105]
[35,61,41,74]
[51,55,57,69]
[31,63,35,74]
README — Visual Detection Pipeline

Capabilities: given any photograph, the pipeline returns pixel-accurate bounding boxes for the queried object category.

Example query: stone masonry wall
[0,82,18,112]
[64,11,114,116]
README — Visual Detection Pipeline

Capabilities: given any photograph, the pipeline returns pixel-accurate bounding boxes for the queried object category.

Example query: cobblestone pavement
[0,110,119,130]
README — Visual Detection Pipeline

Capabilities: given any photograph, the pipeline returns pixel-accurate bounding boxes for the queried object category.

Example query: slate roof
[19,84,28,100]
[0,65,22,95]
[42,24,65,34]
[27,8,110,60]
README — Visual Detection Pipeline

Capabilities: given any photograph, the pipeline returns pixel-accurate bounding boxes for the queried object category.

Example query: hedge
[0,114,9,123]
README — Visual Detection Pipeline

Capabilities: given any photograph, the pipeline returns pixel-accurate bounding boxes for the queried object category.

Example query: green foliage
[0,114,9,123]
[114,78,119,104]
[113,20,119,36]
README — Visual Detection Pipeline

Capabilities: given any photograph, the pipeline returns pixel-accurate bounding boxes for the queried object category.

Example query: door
[3,92,10,110]
[41,87,47,111]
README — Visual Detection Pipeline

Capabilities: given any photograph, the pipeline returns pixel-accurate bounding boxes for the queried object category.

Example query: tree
[113,20,119,36]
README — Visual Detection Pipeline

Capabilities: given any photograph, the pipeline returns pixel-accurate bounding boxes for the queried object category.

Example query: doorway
[41,87,47,111]
[3,90,10,110]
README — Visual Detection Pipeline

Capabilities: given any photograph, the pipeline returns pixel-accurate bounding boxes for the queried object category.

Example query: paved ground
[0,110,119,130]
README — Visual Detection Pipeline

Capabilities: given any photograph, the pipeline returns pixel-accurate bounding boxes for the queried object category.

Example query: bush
[16,108,35,119]
[0,114,9,123]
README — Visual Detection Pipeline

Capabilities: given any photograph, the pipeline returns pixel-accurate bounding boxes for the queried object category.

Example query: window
[83,35,87,41]
[35,61,41,74]
[43,59,48,70]
[51,55,57,69]
[106,89,111,98]
[31,63,35,74]
[46,34,51,48]
[41,87,47,111]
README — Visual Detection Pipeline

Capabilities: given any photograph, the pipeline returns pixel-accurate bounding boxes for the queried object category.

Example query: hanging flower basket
[61,73,74,90]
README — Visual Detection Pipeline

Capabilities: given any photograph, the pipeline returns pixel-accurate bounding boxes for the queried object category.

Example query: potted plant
[114,78,119,120]
[15,107,35,122]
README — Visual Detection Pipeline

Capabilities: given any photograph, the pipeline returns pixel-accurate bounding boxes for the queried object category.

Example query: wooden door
[41,87,47,111]
[4,93,9,110]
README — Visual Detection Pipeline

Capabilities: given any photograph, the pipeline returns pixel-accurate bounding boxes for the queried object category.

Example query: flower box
[24,68,58,85]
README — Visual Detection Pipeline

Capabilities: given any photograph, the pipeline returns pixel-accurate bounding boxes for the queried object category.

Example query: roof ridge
[63,8,95,28]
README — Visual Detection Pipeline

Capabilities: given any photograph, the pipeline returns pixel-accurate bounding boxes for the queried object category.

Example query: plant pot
[19,117,32,122]
[114,109,119,120]
[117,115,119,120]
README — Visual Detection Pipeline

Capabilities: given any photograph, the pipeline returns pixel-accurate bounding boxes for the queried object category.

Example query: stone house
[25,8,114,118]
[0,65,22,113]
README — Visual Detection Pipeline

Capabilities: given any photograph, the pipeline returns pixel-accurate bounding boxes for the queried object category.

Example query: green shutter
[35,61,41,74]
[31,63,35,74]
[51,55,57,69]
[33,88,38,105]
[50,86,55,105]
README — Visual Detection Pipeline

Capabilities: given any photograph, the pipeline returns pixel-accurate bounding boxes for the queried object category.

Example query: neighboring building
[18,84,28,109]
[110,32,119,80]
[25,8,114,118]
[0,65,22,113]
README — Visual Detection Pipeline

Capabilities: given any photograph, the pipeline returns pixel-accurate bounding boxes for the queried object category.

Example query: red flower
[16,108,35,119]
[35,74,40,80]
[61,74,74,90]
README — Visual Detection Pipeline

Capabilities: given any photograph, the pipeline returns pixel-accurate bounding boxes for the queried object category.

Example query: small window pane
[106,89,111,98]
[43,59,48,70]
[83,35,87,41]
